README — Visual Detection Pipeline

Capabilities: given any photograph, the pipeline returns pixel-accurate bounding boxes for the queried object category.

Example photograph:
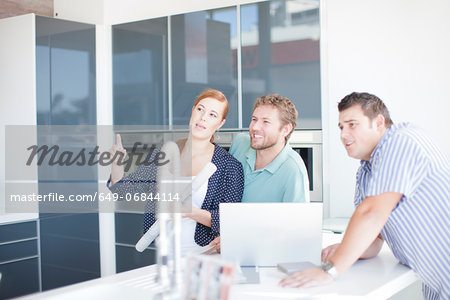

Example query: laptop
[220,203,323,267]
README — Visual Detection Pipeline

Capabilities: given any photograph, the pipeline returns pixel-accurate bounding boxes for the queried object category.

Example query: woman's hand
[208,236,221,253]
[109,134,127,185]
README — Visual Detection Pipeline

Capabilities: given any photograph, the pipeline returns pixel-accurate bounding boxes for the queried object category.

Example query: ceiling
[0,0,53,20]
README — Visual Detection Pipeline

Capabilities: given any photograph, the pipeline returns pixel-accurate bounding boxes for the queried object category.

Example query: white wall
[0,14,38,221]
[54,0,262,24]
[54,0,450,219]
[323,0,450,217]
[54,0,104,24]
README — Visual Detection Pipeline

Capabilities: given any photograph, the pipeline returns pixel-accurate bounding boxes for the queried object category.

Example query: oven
[214,130,323,203]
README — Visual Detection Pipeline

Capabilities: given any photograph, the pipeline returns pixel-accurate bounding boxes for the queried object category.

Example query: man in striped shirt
[280,92,449,299]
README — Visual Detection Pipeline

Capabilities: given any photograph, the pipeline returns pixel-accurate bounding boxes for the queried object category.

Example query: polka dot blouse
[108,144,244,246]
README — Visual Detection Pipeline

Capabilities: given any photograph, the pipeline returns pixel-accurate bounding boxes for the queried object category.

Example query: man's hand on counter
[279,243,339,288]
[279,267,334,288]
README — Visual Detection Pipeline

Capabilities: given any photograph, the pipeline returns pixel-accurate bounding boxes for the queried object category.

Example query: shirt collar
[360,160,371,173]
[245,141,291,174]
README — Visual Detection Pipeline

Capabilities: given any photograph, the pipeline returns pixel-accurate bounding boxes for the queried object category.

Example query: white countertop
[0,213,38,225]
[229,246,417,299]
[18,233,418,300]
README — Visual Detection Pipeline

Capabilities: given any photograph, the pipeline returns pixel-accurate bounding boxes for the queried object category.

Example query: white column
[96,23,116,277]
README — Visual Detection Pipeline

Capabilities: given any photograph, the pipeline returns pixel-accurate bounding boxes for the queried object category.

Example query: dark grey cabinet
[39,214,100,290]
[0,221,40,299]
[115,213,156,273]
[35,15,100,291]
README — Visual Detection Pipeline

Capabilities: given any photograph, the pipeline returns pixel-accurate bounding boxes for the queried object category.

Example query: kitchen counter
[17,233,418,299]
[0,213,38,225]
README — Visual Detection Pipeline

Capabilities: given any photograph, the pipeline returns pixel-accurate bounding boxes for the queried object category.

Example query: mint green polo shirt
[229,133,310,203]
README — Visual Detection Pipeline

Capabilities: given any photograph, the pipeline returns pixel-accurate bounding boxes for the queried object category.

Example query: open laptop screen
[220,203,323,267]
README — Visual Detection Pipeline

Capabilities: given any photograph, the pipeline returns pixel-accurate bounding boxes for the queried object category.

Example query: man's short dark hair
[338,92,393,128]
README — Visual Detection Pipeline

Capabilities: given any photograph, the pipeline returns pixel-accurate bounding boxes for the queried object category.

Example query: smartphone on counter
[277,261,317,274]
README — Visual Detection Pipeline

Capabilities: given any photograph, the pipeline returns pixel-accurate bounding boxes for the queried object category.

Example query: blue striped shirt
[354,123,450,300]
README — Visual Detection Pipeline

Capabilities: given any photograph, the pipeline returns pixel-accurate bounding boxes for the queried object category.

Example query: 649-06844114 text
[8,192,181,203]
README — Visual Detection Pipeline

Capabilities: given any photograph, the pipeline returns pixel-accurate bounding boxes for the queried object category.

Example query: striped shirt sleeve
[367,132,429,198]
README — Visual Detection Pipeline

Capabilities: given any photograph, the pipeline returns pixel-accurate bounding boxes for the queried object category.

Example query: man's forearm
[360,235,383,259]
[329,199,392,274]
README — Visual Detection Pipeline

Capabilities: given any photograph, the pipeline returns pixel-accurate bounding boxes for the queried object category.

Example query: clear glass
[36,17,98,197]
[171,7,238,128]
[241,0,321,129]
[36,16,97,125]
[112,18,168,125]
[34,16,100,290]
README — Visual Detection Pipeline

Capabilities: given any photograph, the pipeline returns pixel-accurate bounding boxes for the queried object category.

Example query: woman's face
[189,97,226,141]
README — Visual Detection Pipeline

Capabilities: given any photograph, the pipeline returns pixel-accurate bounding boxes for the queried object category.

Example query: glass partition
[113,18,168,125]
[171,7,238,128]
[35,16,100,290]
[241,0,321,128]
[112,1,320,129]
[108,0,321,275]
[36,17,97,125]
